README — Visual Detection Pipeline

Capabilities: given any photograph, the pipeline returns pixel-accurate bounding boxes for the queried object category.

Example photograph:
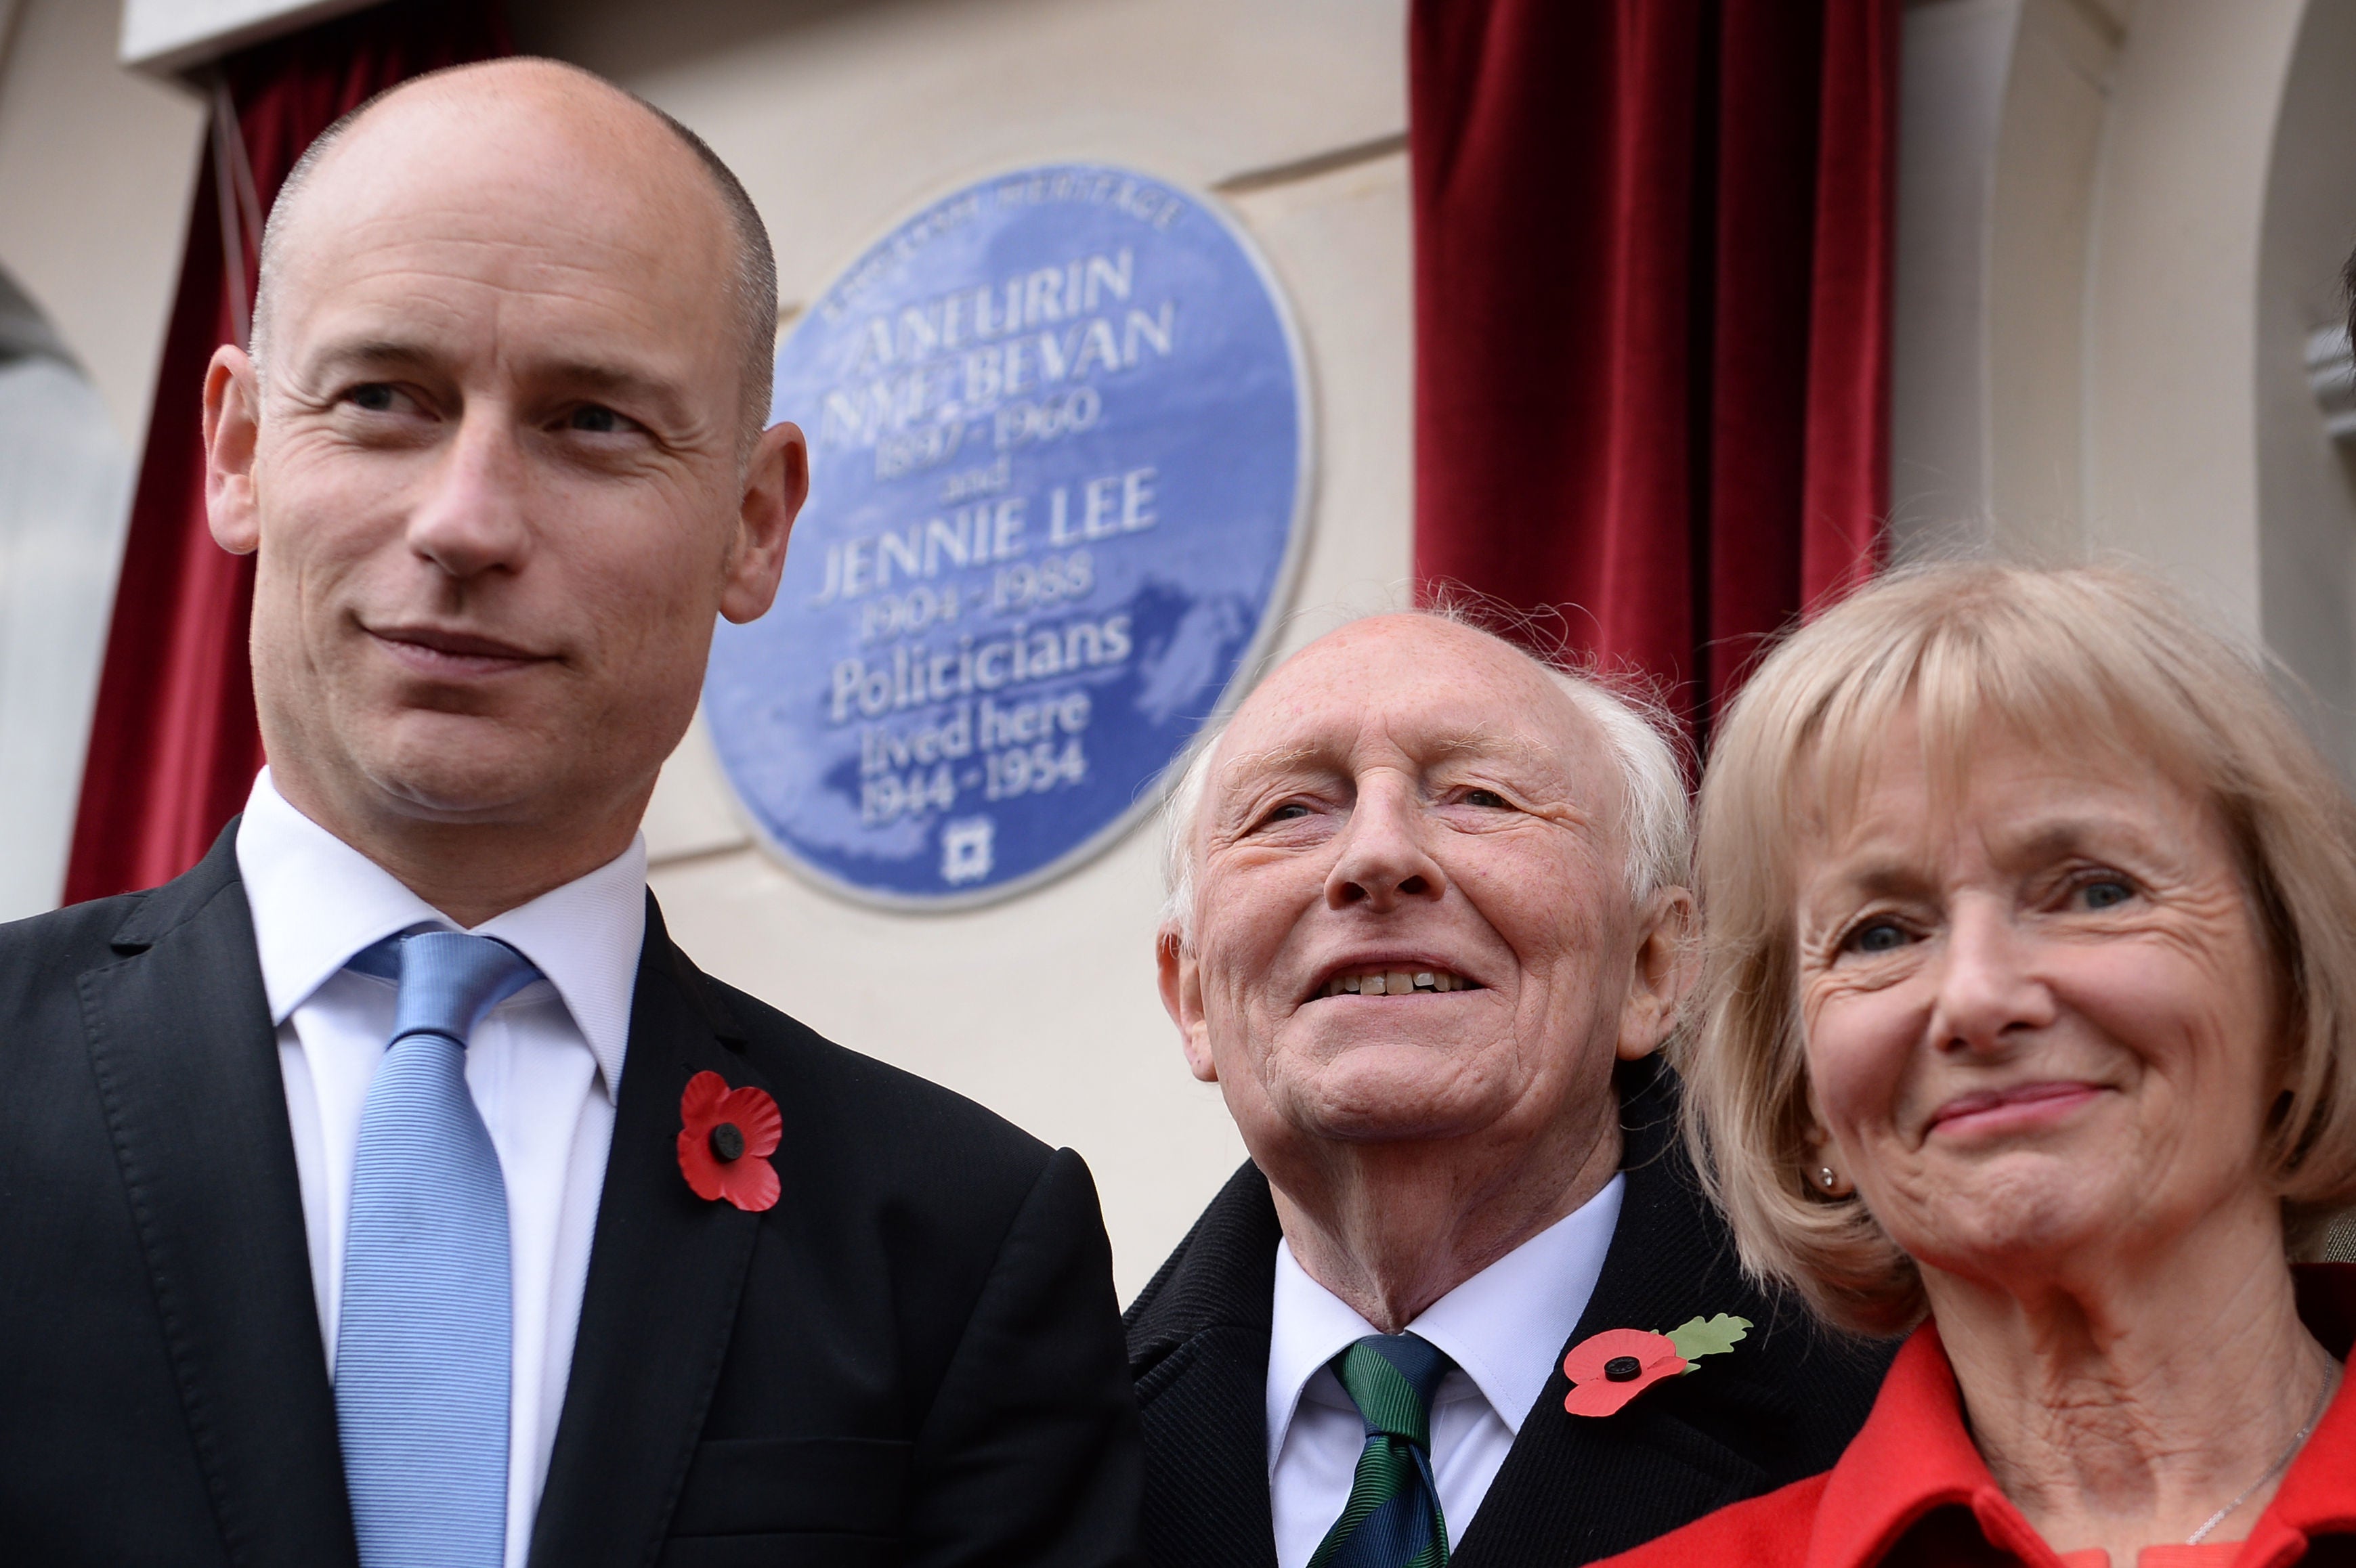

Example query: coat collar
[1123,1060,1686,1364]
[525,895,761,1568]
[232,769,646,1097]
[1805,1265,2356,1568]
[1449,1058,1839,1566]
[1126,1159,1287,1568]
[1125,1059,1849,1568]
[1126,1158,1284,1363]
[85,821,360,1567]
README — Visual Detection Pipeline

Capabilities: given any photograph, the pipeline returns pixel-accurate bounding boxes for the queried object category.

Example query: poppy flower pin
[1561,1313,1751,1417]
[677,1070,781,1213]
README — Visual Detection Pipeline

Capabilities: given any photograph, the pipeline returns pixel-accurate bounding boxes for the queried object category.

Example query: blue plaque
[704,163,1310,907]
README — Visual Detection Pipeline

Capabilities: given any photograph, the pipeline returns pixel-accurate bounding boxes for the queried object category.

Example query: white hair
[1157,611,1692,945]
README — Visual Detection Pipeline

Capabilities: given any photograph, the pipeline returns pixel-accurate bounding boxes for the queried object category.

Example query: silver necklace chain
[2183,1361,2340,1545]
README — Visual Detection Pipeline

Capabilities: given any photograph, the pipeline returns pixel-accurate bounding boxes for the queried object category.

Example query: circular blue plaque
[704,163,1310,907]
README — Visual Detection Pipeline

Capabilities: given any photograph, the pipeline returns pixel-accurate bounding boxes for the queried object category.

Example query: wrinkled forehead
[1206,620,1615,812]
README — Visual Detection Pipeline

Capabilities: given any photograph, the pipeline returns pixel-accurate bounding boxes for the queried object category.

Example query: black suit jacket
[1123,1061,1893,1568]
[0,825,1142,1567]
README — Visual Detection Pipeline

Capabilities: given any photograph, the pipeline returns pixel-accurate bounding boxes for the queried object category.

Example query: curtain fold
[1408,0,1897,741]
[64,1,508,905]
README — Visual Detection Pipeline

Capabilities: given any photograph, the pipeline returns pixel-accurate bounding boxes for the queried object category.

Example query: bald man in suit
[0,59,1138,1568]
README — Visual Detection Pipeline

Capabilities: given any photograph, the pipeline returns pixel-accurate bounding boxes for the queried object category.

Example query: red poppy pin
[677,1070,781,1213]
[1562,1313,1750,1417]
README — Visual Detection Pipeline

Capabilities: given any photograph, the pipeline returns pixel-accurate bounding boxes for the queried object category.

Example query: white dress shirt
[1266,1174,1626,1568]
[236,770,647,1568]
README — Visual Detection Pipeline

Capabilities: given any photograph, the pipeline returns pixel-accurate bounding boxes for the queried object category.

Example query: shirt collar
[1266,1171,1625,1472]
[2261,1265,2356,1555]
[234,768,645,1097]
[1267,1240,1382,1471]
[1806,1265,2356,1568]
[1803,1324,2014,1568]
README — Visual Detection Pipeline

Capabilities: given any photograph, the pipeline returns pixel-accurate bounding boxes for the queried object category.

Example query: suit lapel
[1453,1064,1779,1567]
[78,825,359,1567]
[528,897,764,1568]
[1126,1163,1284,1568]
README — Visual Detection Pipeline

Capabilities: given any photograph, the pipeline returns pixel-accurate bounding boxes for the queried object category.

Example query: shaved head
[253,58,777,455]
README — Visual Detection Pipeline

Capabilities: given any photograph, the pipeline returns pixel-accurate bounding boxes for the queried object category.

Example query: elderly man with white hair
[1124,612,1891,1568]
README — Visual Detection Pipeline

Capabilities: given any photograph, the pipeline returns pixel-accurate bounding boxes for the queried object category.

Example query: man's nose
[1927,897,2057,1055]
[403,408,531,578]
[1325,777,1447,913]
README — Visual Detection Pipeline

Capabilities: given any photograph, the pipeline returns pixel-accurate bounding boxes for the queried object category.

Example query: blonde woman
[1600,565,2356,1568]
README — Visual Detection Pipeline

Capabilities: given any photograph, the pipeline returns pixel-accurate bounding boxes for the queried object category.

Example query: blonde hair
[1684,562,2356,1334]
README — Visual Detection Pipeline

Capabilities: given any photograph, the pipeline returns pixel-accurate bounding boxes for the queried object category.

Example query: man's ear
[719,420,808,624]
[204,345,263,555]
[1157,927,1218,1083]
[1616,885,1698,1062]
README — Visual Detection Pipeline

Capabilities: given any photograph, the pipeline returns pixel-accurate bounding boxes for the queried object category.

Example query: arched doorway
[0,265,131,919]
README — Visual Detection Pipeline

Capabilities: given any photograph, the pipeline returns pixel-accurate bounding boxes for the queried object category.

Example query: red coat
[1594,1265,2356,1568]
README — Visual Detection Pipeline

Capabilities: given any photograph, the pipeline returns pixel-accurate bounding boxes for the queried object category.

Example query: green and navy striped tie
[1308,1333,1455,1568]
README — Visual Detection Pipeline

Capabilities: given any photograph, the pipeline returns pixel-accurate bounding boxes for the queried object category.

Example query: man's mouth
[1313,963,1482,999]
[366,624,552,677]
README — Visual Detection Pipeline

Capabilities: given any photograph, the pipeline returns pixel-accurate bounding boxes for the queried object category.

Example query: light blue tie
[335,932,540,1568]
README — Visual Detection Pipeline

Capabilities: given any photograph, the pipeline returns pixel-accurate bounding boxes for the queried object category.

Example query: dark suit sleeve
[901,1147,1144,1568]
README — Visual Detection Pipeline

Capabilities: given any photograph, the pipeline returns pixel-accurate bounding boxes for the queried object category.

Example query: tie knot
[354,932,542,1049]
[1333,1333,1453,1447]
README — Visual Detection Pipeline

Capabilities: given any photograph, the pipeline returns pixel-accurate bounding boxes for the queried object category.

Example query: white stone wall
[1894,0,2356,773]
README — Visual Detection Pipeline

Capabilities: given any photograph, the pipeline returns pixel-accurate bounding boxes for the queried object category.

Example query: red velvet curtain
[1409,0,1897,741]
[64,1,508,904]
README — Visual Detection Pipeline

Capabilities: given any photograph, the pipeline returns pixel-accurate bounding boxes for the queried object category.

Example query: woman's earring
[1819,1167,1837,1189]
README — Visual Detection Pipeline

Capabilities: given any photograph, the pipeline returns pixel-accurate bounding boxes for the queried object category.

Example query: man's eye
[1247,802,1314,832]
[1463,788,1509,808]
[567,404,628,433]
[345,383,399,412]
